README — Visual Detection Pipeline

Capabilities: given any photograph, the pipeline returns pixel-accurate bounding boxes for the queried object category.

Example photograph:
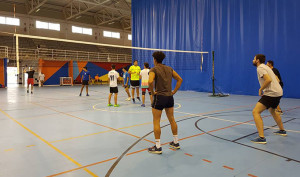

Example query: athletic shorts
[82,80,89,85]
[258,95,282,109]
[142,88,150,92]
[110,87,118,94]
[130,80,140,88]
[152,95,174,110]
[27,78,34,85]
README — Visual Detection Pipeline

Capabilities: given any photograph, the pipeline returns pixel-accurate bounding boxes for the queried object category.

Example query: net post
[212,50,215,96]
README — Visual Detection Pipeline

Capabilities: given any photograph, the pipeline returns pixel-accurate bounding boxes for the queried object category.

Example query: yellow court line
[174,110,300,133]
[0,108,98,177]
[4,148,14,152]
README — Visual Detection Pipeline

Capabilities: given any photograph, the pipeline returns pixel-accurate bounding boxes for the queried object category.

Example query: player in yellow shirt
[128,60,141,103]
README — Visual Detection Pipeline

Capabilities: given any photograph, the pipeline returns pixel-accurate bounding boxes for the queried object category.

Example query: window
[72,26,92,35]
[128,34,132,40]
[0,16,5,24]
[0,16,20,26]
[82,28,92,35]
[49,23,60,31]
[103,31,120,39]
[36,20,60,31]
[103,31,111,37]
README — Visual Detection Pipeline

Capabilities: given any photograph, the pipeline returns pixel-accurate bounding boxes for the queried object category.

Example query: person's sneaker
[141,104,145,107]
[31,91,33,94]
[132,98,135,103]
[137,97,141,101]
[148,145,162,154]
[79,93,82,96]
[169,141,180,149]
[27,90,29,93]
[125,97,131,101]
[108,103,113,107]
[251,137,267,144]
[86,94,89,96]
[273,130,287,136]
[114,104,120,107]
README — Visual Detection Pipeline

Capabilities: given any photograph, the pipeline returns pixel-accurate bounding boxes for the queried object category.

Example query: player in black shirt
[24,68,35,94]
[267,60,283,114]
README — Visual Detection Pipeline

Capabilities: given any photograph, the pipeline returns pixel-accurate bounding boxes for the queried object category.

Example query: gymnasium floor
[0,85,299,177]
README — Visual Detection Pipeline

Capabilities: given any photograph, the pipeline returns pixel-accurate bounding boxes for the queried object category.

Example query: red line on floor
[223,165,234,170]
[184,153,193,157]
[248,174,258,177]
[202,159,212,163]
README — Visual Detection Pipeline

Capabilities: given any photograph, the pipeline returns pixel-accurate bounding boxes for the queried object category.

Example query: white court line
[174,110,300,133]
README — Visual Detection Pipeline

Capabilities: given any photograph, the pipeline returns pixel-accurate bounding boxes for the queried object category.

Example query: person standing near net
[266,60,284,114]
[108,64,120,107]
[140,62,153,107]
[79,67,90,96]
[24,67,35,94]
[122,67,131,101]
[251,54,286,144]
[148,51,183,154]
[128,60,141,103]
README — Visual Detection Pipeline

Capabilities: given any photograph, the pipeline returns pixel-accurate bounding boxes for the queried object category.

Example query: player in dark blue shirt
[79,67,91,96]
[122,67,131,101]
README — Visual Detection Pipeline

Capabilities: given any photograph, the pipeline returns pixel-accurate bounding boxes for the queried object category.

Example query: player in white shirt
[39,73,45,87]
[140,62,153,107]
[108,64,120,107]
[251,54,286,144]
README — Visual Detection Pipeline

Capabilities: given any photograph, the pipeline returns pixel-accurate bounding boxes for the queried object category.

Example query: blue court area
[0,86,299,177]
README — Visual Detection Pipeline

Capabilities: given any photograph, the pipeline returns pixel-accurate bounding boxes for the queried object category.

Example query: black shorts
[110,87,118,94]
[152,95,174,110]
[258,95,282,109]
[82,80,89,85]
[130,80,140,88]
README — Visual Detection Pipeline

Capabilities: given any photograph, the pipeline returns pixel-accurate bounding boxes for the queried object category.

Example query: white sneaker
[125,97,131,101]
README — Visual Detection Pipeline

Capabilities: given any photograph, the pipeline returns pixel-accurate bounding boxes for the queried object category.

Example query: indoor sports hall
[0,1,299,177]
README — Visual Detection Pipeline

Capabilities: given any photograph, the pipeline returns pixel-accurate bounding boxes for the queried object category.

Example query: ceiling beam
[97,14,128,25]
[65,0,111,20]
[28,0,48,14]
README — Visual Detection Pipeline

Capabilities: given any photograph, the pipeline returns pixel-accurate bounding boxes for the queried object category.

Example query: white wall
[0,11,132,46]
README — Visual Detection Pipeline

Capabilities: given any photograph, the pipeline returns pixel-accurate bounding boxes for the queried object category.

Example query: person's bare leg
[125,88,131,97]
[31,84,33,92]
[114,93,118,105]
[142,94,145,104]
[165,107,178,135]
[108,93,112,104]
[152,108,163,139]
[136,88,140,98]
[277,105,282,112]
[80,85,84,94]
[269,108,284,130]
[131,88,135,99]
[252,102,267,137]
[86,85,89,95]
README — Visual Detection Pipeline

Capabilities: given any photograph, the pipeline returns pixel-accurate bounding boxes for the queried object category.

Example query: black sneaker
[79,93,82,96]
[132,98,135,103]
[273,130,287,136]
[27,90,29,93]
[251,137,267,144]
[31,91,33,94]
[148,145,162,154]
[169,141,180,149]
[137,97,141,101]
